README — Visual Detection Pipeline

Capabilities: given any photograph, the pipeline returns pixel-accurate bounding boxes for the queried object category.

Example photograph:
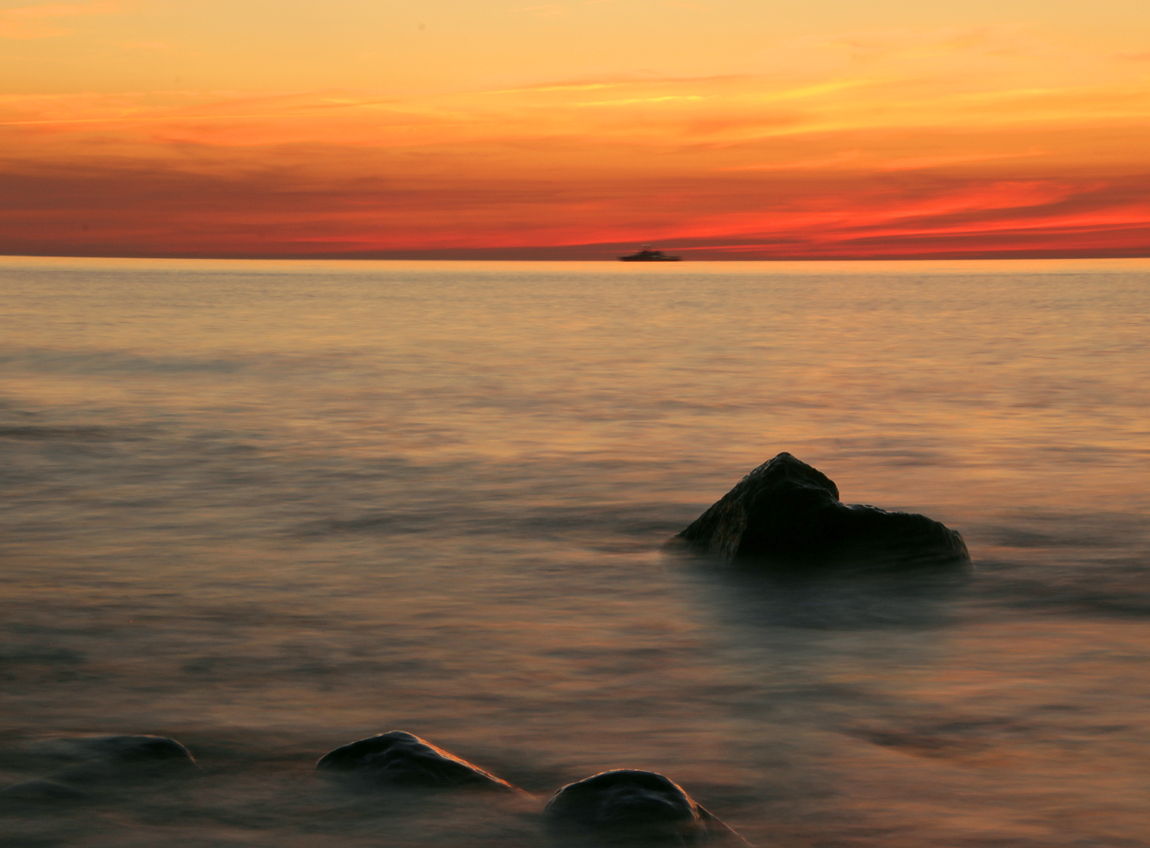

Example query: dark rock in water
[316,730,523,794]
[544,769,746,846]
[0,778,90,804]
[31,734,197,785]
[673,453,968,569]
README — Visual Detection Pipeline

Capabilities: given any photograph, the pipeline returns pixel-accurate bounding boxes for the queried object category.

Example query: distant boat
[618,245,681,262]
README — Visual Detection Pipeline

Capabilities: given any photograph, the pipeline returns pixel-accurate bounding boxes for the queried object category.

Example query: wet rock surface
[544,769,744,846]
[0,735,196,810]
[316,730,524,794]
[0,777,90,804]
[30,734,198,784]
[1,731,749,844]
[673,453,969,570]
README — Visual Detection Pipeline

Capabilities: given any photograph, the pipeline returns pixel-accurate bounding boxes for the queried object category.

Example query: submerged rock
[673,453,968,569]
[30,734,197,784]
[544,769,744,846]
[0,777,90,804]
[316,730,523,794]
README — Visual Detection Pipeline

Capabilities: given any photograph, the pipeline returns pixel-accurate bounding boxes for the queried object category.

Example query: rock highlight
[316,730,524,794]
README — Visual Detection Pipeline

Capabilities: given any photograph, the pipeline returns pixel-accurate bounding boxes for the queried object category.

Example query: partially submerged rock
[673,453,968,569]
[316,730,524,794]
[30,734,197,785]
[544,769,744,846]
[0,778,90,805]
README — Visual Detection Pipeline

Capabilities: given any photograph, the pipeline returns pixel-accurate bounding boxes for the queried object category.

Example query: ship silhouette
[618,245,681,262]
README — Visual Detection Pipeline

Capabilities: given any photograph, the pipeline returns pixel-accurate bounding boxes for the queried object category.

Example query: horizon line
[4,249,1149,263]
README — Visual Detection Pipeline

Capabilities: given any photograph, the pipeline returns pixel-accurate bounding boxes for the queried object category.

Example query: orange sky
[2,1,1149,258]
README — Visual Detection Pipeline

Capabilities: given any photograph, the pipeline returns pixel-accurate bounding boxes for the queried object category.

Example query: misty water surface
[1,257,1148,847]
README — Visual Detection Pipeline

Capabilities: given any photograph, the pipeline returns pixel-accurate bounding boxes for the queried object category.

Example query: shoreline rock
[0,734,197,806]
[29,734,197,785]
[0,778,90,804]
[672,453,969,570]
[316,730,526,795]
[544,769,746,846]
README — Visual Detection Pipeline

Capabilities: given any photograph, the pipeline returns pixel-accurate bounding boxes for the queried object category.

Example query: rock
[30,734,197,785]
[0,778,90,804]
[316,730,523,794]
[544,769,744,846]
[673,453,968,569]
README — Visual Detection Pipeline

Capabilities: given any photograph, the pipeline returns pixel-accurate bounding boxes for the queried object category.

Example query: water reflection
[683,554,971,631]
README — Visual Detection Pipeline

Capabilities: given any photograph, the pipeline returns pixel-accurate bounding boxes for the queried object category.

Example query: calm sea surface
[1,257,1148,847]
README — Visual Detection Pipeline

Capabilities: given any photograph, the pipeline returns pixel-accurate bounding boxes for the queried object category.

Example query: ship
[618,245,681,262]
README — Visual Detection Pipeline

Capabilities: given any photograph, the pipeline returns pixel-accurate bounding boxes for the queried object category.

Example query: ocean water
[1,256,1148,848]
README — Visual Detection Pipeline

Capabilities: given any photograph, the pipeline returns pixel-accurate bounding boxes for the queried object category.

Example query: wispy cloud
[721,151,863,172]
[574,94,706,106]
[879,150,1048,171]
[117,39,168,50]
[0,1,122,39]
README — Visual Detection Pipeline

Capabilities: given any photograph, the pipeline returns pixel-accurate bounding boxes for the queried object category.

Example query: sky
[2,0,1149,259]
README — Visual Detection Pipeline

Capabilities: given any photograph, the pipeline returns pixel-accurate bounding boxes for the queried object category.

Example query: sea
[1,256,1148,848]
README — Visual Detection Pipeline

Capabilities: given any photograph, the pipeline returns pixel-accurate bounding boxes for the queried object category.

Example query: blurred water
[1,256,1148,847]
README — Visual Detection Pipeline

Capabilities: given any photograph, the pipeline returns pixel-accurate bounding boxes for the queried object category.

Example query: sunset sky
[2,0,1149,258]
